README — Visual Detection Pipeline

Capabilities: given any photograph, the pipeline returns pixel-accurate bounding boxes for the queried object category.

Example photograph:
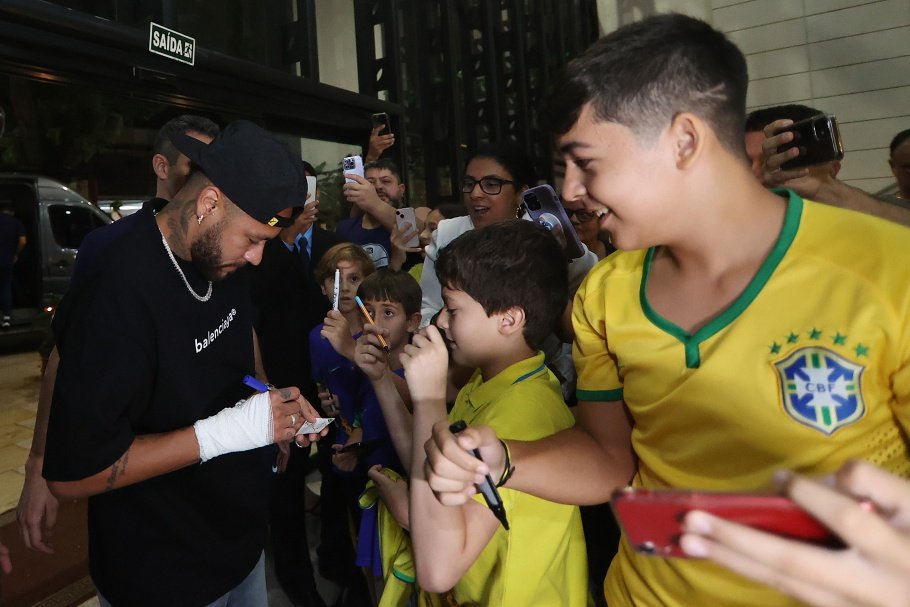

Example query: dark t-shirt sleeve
[44,268,156,481]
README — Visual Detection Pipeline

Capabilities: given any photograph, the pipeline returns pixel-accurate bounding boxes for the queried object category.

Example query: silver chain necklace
[159,232,212,302]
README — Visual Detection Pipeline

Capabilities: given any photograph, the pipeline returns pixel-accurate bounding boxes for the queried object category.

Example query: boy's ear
[152,153,170,181]
[496,306,526,337]
[406,312,421,333]
[668,112,705,170]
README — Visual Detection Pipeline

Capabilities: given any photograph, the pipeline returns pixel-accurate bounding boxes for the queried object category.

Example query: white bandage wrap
[193,391,274,463]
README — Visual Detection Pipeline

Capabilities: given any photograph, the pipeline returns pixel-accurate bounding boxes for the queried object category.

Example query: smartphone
[343,154,364,184]
[304,175,317,206]
[521,184,585,260]
[774,114,845,170]
[610,487,842,558]
[371,112,391,135]
[395,207,420,248]
[338,438,384,455]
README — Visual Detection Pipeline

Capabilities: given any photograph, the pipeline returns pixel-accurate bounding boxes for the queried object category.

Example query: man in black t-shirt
[43,121,325,607]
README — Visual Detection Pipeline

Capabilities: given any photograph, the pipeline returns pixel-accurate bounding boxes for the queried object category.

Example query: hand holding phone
[611,487,844,558]
[343,155,365,184]
[337,438,384,455]
[371,112,392,136]
[773,114,844,170]
[395,207,420,248]
[304,175,317,206]
[521,185,585,260]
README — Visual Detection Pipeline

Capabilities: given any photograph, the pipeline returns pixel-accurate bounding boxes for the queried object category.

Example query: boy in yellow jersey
[418,13,910,607]
[399,220,587,606]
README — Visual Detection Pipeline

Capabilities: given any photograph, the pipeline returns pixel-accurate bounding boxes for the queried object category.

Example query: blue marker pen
[243,374,272,393]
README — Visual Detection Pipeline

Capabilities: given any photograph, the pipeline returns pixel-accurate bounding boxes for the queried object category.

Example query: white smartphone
[305,175,317,206]
[343,155,364,184]
[395,207,420,248]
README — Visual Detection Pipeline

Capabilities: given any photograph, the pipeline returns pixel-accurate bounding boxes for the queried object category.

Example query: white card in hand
[297,417,334,435]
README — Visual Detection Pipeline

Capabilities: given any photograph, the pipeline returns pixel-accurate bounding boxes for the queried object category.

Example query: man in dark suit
[252,161,341,607]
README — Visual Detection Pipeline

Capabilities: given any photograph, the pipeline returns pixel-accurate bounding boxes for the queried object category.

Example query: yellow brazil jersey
[448,352,588,607]
[573,191,910,607]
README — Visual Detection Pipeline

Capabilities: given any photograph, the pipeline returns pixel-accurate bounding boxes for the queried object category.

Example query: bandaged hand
[194,388,309,462]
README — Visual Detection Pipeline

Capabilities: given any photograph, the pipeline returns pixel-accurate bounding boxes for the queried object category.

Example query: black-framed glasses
[461,176,515,195]
[565,208,596,223]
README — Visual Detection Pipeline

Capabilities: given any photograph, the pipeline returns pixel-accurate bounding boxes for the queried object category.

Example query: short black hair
[358,269,422,317]
[544,13,748,155]
[436,219,567,350]
[364,158,403,182]
[154,115,220,164]
[466,142,537,189]
[890,129,910,156]
[745,104,824,133]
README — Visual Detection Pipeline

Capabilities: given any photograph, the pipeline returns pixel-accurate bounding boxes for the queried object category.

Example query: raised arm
[762,119,910,227]
[342,174,396,232]
[403,327,500,592]
[354,327,414,465]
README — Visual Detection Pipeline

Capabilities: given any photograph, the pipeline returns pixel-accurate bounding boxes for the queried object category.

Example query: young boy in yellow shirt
[420,13,910,607]
[399,219,587,606]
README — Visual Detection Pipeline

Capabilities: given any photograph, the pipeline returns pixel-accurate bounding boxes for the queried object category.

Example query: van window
[48,205,107,249]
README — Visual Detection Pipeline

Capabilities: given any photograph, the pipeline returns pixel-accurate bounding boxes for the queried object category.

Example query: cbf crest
[774,346,865,435]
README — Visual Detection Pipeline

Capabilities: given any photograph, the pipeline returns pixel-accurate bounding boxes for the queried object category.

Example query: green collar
[464,352,548,411]
[640,189,802,368]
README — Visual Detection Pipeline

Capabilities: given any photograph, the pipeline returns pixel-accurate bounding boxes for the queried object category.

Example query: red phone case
[610,488,840,558]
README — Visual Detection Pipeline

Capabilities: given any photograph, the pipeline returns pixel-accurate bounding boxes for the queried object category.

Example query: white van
[0,173,111,340]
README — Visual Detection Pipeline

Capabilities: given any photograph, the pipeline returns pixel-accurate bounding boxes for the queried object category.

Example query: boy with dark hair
[345,269,422,586]
[421,13,910,607]
[399,219,587,606]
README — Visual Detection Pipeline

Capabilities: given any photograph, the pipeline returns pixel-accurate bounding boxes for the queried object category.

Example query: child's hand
[368,464,410,529]
[401,325,449,405]
[424,421,504,506]
[318,389,339,417]
[332,428,363,472]
[355,325,390,381]
[321,310,356,361]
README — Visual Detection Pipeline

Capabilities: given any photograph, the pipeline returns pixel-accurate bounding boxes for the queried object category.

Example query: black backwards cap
[169,120,306,228]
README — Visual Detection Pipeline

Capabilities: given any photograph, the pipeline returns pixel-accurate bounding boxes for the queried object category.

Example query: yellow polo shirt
[448,352,588,606]
[574,191,910,606]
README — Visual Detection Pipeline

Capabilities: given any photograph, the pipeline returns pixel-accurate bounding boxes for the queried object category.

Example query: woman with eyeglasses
[419,142,540,325]
[562,196,613,260]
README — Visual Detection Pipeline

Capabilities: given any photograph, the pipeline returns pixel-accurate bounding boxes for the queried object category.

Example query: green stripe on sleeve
[576,388,623,402]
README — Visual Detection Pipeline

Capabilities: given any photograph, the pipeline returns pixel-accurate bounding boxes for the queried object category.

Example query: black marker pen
[449,420,509,530]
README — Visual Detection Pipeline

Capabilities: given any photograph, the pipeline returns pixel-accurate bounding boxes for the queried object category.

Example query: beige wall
[596,0,908,194]
[716,0,909,194]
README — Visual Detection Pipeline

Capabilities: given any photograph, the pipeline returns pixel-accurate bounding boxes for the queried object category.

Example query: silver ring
[290,414,296,426]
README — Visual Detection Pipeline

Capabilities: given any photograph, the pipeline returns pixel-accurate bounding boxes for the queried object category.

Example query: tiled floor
[0,349,41,514]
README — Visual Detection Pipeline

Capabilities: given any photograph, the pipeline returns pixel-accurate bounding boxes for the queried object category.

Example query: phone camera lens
[525,193,541,211]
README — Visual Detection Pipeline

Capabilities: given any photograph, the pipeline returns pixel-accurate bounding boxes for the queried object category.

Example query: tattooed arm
[47,387,318,499]
[47,428,200,499]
